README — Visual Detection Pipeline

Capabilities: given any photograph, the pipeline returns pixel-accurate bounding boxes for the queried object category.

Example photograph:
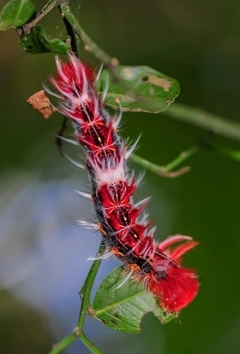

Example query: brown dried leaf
[27,90,56,119]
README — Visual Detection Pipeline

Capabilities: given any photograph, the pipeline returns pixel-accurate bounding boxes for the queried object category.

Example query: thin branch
[47,241,105,354]
[78,242,105,329]
[59,3,119,73]
[74,328,103,354]
[58,2,80,55]
[22,0,67,33]
[48,334,76,354]
[163,146,199,172]
[165,103,240,143]
[158,166,191,178]
[130,145,199,178]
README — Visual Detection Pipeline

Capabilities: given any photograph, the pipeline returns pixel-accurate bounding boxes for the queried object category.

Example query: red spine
[50,55,199,313]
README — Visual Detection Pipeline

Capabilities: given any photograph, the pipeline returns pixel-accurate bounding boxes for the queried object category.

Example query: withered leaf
[27,90,56,119]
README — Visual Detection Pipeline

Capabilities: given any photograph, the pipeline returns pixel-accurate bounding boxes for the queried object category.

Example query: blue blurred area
[1,0,240,353]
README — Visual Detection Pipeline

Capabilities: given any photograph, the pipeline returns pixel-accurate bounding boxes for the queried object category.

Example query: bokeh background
[1,0,240,353]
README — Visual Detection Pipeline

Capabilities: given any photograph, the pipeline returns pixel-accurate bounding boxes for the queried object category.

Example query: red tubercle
[157,234,193,252]
[169,241,199,263]
[156,234,199,264]
[55,54,95,86]
[148,266,199,312]
[148,236,199,312]
[80,64,96,83]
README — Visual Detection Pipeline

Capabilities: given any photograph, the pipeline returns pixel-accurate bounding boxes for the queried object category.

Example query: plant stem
[48,334,76,354]
[130,145,199,178]
[47,242,105,354]
[78,242,105,328]
[59,3,119,71]
[165,103,240,143]
[75,241,105,353]
[26,0,66,30]
[164,145,199,172]
[58,2,80,56]
[78,330,103,354]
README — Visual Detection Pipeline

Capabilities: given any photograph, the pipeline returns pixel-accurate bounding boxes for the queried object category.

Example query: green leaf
[0,0,36,30]
[20,25,70,54]
[97,66,180,113]
[90,267,176,333]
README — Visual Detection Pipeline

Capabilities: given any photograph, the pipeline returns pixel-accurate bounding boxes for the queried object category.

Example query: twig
[76,241,105,353]
[158,166,191,178]
[74,328,103,354]
[21,0,66,33]
[47,242,105,354]
[58,2,79,55]
[48,334,76,354]
[78,242,105,329]
[130,145,199,178]
[59,3,119,73]
[165,103,240,143]
[163,146,199,172]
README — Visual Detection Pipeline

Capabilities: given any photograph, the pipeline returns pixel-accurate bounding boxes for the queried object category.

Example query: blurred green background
[1,0,240,353]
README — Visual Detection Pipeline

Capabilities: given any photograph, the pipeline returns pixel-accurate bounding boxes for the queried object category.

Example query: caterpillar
[49,54,199,313]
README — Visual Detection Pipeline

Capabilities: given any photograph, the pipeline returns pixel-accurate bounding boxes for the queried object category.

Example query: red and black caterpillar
[50,55,199,313]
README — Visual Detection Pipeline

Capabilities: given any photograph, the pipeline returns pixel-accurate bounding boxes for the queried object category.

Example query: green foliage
[0,0,36,30]
[91,267,175,333]
[97,66,180,113]
[20,25,70,54]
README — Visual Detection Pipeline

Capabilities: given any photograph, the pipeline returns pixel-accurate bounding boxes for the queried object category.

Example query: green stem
[75,241,105,353]
[47,242,105,354]
[164,145,199,172]
[58,2,80,56]
[78,242,105,328]
[165,103,240,143]
[59,3,119,71]
[48,334,76,354]
[48,330,102,354]
[131,145,199,178]
[25,0,66,30]
[79,330,103,354]
[130,154,167,174]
